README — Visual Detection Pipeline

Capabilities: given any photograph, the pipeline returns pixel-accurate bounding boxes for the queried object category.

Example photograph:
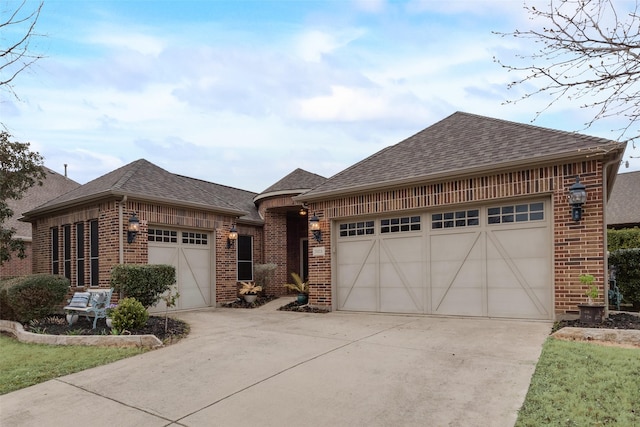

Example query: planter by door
[577,304,605,324]
[66,314,78,325]
[297,293,308,305]
[106,318,113,328]
[244,294,258,303]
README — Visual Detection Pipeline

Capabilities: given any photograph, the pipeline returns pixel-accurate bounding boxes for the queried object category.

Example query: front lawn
[0,334,146,395]
[516,338,640,426]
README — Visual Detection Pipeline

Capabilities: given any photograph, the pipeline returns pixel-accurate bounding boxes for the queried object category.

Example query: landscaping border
[0,319,163,349]
[552,327,640,348]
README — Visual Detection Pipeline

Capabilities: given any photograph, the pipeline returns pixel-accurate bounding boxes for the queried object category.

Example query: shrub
[609,248,640,310]
[5,275,69,322]
[254,263,277,291]
[110,264,176,308]
[0,277,23,321]
[608,228,640,252]
[110,297,148,332]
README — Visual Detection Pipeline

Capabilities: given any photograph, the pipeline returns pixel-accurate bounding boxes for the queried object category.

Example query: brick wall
[305,159,611,317]
[0,241,32,278]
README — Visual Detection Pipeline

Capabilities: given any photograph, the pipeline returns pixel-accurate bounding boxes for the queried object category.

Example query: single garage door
[336,199,552,320]
[148,227,213,312]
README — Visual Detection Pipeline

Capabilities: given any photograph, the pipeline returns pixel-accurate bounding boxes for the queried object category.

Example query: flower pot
[577,304,605,324]
[106,318,113,328]
[297,293,308,305]
[243,294,258,303]
[66,314,78,325]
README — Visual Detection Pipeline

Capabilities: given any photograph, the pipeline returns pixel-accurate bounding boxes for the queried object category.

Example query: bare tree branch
[0,0,44,98]
[495,0,640,149]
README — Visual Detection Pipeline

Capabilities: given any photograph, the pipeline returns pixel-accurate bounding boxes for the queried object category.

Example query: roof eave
[253,189,311,204]
[296,146,625,203]
[21,190,248,221]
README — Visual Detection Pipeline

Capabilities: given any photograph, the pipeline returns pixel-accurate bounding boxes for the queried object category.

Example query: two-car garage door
[335,199,552,320]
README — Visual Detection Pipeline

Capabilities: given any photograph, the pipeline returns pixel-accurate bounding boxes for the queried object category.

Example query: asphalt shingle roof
[8,167,80,239]
[607,171,640,227]
[258,168,326,195]
[300,112,622,199]
[24,159,258,221]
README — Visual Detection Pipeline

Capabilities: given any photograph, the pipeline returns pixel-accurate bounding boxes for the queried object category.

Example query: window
[148,228,178,243]
[76,222,85,287]
[51,227,59,274]
[90,220,99,287]
[488,202,544,224]
[381,216,421,233]
[339,221,375,237]
[432,210,479,229]
[237,235,253,281]
[182,231,208,245]
[63,225,71,281]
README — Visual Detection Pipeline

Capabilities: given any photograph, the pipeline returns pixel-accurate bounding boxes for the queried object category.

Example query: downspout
[119,195,127,265]
[602,157,621,316]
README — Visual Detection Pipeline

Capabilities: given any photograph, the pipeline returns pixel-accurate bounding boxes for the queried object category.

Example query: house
[21,112,626,320]
[1,167,80,279]
[607,171,640,229]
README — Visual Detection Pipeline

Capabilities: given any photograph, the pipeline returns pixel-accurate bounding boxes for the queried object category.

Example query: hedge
[110,264,176,308]
[609,248,640,310]
[3,274,70,322]
[608,228,640,252]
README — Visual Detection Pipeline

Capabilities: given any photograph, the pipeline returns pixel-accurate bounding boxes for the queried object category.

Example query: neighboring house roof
[607,170,640,228]
[22,159,257,222]
[7,167,80,240]
[254,168,327,203]
[298,112,626,201]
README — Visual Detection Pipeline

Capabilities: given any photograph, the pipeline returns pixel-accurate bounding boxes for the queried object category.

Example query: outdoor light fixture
[127,213,140,244]
[299,207,307,216]
[227,224,238,249]
[568,176,587,221]
[309,213,322,243]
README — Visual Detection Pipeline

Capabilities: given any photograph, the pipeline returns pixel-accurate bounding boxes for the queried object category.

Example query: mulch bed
[23,314,190,343]
[221,295,279,308]
[278,301,329,313]
[552,312,640,333]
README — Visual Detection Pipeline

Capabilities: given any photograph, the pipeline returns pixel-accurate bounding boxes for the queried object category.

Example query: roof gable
[300,112,622,199]
[24,159,254,219]
[254,168,326,203]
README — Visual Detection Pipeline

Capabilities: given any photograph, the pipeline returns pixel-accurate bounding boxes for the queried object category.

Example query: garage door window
[339,221,375,237]
[149,228,178,243]
[488,202,544,224]
[381,216,421,233]
[182,232,208,245]
[432,209,479,229]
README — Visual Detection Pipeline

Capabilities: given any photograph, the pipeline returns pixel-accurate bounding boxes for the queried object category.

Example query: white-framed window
[339,221,375,237]
[181,231,208,245]
[148,228,178,243]
[488,202,544,224]
[381,216,421,233]
[237,235,253,281]
[432,209,479,229]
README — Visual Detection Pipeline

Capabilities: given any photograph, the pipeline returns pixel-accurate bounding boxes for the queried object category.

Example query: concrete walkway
[1,300,551,427]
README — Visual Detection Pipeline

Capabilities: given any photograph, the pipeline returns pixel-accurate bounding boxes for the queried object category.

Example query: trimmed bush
[609,248,640,310]
[608,228,640,252]
[110,264,176,308]
[5,275,69,322]
[110,297,148,332]
[0,277,23,321]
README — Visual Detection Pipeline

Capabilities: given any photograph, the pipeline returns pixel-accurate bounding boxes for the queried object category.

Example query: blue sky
[2,0,638,192]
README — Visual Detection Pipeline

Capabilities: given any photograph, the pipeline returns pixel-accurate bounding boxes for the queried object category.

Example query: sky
[2,0,639,193]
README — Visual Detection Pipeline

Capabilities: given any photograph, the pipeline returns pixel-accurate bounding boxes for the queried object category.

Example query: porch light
[299,207,307,216]
[127,213,140,244]
[309,213,322,243]
[568,176,587,221]
[227,224,238,249]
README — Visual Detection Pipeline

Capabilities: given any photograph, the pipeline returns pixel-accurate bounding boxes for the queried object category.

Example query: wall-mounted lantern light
[127,213,140,244]
[309,213,322,242]
[569,176,587,221]
[299,207,307,216]
[227,224,238,249]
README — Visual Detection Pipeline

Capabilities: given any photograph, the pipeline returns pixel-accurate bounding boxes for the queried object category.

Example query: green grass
[0,335,147,395]
[516,338,640,426]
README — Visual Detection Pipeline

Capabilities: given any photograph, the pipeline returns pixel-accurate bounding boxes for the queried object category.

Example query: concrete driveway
[1,299,550,427]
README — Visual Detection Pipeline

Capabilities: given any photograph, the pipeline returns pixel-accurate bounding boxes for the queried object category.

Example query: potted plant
[577,274,605,323]
[238,281,262,303]
[284,273,309,305]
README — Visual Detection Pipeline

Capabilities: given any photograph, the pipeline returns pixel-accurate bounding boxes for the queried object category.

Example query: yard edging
[0,319,163,348]
[552,326,640,347]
